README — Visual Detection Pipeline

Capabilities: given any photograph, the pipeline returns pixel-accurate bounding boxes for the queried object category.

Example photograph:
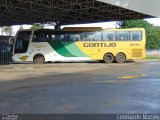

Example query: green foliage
[145,56,160,60]
[118,20,160,49]
[30,24,44,30]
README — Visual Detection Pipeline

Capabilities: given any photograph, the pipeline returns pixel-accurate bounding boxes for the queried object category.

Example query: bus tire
[33,54,45,64]
[103,53,114,63]
[116,53,126,63]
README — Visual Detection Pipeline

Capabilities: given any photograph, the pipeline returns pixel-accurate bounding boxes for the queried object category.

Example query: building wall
[98,0,160,17]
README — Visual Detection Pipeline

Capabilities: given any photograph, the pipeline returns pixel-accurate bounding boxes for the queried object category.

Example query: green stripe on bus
[49,42,77,57]
[62,42,88,57]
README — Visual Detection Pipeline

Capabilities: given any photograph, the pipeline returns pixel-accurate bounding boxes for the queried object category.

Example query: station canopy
[0,0,158,26]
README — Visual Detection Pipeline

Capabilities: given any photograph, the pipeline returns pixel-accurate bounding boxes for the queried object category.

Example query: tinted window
[79,32,86,41]
[68,32,85,41]
[49,32,67,41]
[57,35,65,41]
[15,31,31,53]
[33,31,50,42]
[103,31,115,41]
[86,32,102,41]
[117,31,129,41]
[131,31,142,41]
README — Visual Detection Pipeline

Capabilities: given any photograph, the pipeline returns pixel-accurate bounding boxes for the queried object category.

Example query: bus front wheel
[116,53,126,63]
[33,54,45,64]
[103,53,114,63]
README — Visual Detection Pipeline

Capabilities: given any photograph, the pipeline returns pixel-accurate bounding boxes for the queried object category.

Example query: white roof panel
[98,0,160,17]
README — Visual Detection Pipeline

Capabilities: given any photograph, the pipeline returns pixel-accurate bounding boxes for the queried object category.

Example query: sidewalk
[0,63,107,81]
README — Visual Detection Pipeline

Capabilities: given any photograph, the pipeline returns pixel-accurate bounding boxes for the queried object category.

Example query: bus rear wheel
[116,53,126,63]
[33,54,45,64]
[103,53,114,63]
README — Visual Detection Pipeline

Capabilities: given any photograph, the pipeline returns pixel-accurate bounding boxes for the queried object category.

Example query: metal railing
[0,51,11,65]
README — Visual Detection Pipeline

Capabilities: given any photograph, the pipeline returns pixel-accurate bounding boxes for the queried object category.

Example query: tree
[1,26,13,36]
[118,19,160,49]
[30,24,44,30]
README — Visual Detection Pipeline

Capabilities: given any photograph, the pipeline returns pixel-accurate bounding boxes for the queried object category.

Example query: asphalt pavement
[0,61,160,114]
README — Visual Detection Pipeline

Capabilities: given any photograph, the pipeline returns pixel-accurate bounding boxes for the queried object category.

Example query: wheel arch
[33,53,45,61]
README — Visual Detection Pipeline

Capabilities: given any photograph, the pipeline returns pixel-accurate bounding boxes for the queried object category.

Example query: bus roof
[17,28,145,32]
[63,27,103,31]
[103,28,145,31]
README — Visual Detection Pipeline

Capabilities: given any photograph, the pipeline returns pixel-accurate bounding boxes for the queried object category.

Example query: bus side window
[131,31,142,41]
[55,35,60,41]
[86,32,101,41]
[108,32,115,41]
[57,35,65,41]
[50,31,67,41]
[68,32,85,41]
[80,32,86,41]
[33,32,47,42]
[46,34,51,42]
[68,34,75,41]
[117,31,129,41]
[103,31,115,41]
[75,35,80,41]
[51,35,56,41]
[95,32,102,41]
[103,32,108,41]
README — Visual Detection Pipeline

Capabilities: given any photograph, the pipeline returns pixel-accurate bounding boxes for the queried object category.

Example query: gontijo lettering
[84,43,116,47]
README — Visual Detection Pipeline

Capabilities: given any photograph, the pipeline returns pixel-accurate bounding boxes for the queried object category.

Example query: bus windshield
[14,31,31,54]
